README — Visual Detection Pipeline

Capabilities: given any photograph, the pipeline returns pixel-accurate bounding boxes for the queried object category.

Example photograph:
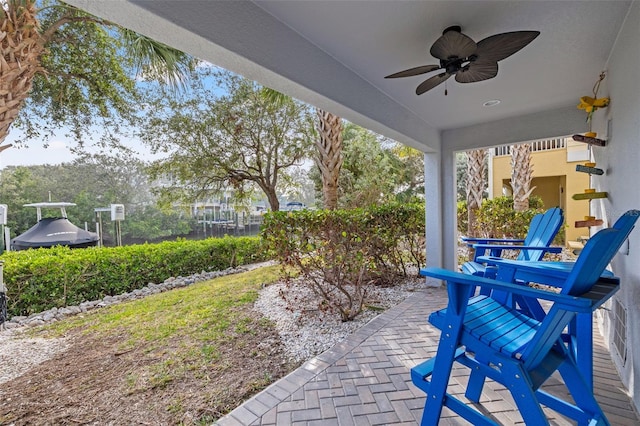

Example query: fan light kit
[385,26,539,95]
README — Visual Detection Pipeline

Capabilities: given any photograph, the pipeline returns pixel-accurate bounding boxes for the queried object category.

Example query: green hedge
[261,202,425,321]
[458,196,545,239]
[1,236,267,317]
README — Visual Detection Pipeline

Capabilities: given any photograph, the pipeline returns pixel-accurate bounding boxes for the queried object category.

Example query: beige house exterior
[489,137,591,245]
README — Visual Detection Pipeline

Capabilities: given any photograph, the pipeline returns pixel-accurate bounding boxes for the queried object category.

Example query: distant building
[489,137,590,245]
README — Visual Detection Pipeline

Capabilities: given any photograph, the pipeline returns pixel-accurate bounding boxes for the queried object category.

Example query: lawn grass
[46,265,282,344]
[15,264,293,422]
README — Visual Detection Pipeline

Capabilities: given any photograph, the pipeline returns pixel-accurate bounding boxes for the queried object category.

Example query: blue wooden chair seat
[413,210,639,425]
[462,207,564,279]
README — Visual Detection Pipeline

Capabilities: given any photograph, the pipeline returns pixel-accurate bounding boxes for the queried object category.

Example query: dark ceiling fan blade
[455,61,498,83]
[416,73,451,95]
[476,31,540,62]
[430,29,477,60]
[385,64,441,78]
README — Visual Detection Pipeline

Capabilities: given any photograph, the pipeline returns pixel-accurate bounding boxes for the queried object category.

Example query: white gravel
[0,329,69,385]
[254,276,424,363]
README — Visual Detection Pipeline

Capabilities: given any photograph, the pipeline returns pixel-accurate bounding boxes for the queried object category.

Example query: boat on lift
[11,202,99,250]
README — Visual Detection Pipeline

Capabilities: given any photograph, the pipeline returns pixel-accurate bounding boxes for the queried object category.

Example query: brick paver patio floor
[217,286,640,425]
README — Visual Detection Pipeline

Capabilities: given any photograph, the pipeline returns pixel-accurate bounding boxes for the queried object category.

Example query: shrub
[1,236,267,317]
[457,201,468,235]
[458,196,545,239]
[261,202,425,321]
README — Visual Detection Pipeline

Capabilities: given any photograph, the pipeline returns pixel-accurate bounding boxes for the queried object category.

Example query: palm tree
[315,109,343,210]
[510,143,535,212]
[0,0,192,152]
[0,0,42,149]
[466,149,486,236]
[261,88,344,210]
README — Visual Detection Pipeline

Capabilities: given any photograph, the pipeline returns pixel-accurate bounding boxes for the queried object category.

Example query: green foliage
[458,195,545,239]
[122,206,195,241]
[456,152,468,202]
[12,0,194,147]
[308,123,425,209]
[142,69,314,211]
[261,203,425,321]
[1,236,267,317]
[0,155,194,242]
[457,200,468,235]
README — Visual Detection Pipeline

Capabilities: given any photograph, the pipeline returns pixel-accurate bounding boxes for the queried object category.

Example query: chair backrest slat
[518,207,563,262]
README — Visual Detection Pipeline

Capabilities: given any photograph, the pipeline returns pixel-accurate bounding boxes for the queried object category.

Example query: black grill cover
[11,217,99,250]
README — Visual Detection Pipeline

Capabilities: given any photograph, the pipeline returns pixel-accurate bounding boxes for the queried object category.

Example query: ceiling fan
[385,26,540,95]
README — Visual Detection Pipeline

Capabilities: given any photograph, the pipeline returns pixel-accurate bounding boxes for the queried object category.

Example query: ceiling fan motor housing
[443,25,462,35]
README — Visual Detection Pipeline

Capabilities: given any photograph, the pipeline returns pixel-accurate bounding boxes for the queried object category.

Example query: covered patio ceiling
[65,0,633,153]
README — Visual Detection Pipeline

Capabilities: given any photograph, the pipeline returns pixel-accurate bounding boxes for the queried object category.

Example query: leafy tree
[456,152,468,201]
[0,0,193,151]
[142,70,314,211]
[0,154,193,242]
[122,205,194,242]
[0,166,42,234]
[389,143,425,202]
[260,88,344,210]
[311,123,423,208]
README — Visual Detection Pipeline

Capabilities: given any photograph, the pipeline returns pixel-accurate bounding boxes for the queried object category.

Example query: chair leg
[420,340,461,425]
[557,360,610,425]
[501,361,550,425]
[465,352,491,402]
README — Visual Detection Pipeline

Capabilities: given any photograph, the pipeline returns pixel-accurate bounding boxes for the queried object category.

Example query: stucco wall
[491,148,589,243]
[589,0,640,413]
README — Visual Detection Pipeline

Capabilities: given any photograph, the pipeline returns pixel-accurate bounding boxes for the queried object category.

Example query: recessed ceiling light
[483,99,501,107]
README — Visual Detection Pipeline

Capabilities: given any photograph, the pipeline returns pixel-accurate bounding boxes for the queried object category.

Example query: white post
[4,227,10,252]
[0,260,6,325]
[424,151,443,287]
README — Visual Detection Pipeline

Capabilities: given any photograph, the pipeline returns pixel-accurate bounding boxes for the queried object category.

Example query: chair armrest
[471,244,561,262]
[474,257,615,287]
[472,244,562,253]
[420,267,594,312]
[475,257,572,286]
[461,237,525,246]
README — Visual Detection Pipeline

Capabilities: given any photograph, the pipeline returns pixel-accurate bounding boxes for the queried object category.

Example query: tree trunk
[0,0,44,148]
[466,149,486,237]
[511,143,534,212]
[315,109,343,210]
[264,186,280,212]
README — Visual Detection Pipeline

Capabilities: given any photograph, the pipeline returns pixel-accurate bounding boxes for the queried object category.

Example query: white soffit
[64,1,632,152]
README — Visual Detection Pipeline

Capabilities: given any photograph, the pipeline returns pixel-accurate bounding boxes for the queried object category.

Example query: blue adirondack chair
[413,210,639,425]
[473,211,635,390]
[461,207,564,278]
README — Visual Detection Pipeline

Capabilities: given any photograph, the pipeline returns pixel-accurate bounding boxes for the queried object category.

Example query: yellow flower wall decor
[578,72,609,137]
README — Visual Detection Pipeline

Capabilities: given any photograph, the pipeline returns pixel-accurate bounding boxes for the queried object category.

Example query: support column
[424,151,443,287]
[442,148,458,272]
[424,149,458,287]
